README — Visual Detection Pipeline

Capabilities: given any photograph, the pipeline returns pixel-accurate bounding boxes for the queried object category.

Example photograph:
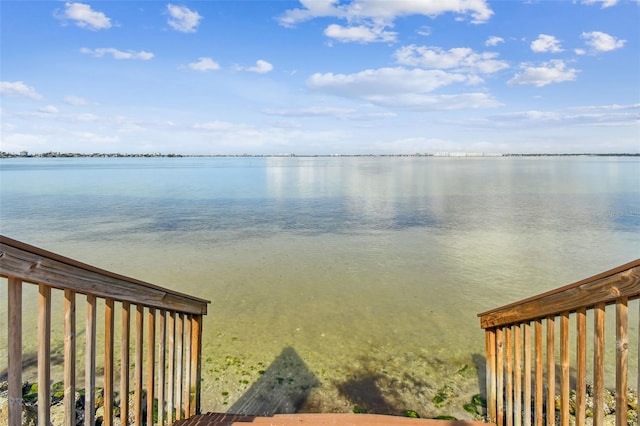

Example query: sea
[0,155,638,419]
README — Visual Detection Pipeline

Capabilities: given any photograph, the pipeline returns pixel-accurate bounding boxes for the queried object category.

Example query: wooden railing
[0,235,210,426]
[479,259,640,426]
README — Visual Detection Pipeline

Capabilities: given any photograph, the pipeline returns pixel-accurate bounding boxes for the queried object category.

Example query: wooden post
[38,284,52,426]
[615,298,628,426]
[8,277,23,426]
[190,315,203,416]
[64,289,76,426]
[86,295,97,426]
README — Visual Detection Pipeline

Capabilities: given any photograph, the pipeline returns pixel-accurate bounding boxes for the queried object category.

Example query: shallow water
[0,156,638,418]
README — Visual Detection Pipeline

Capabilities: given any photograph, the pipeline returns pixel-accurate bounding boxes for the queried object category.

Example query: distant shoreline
[1,152,639,159]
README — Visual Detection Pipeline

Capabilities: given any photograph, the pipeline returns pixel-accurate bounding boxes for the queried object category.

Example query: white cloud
[263,106,396,120]
[264,106,356,117]
[60,2,111,30]
[187,57,220,71]
[570,103,640,111]
[64,95,87,105]
[486,105,638,128]
[306,67,500,109]
[581,31,626,52]
[324,23,397,43]
[194,121,235,131]
[581,0,618,8]
[246,59,274,74]
[167,4,202,33]
[394,45,509,74]
[38,105,59,114]
[574,48,587,55]
[278,0,494,26]
[417,26,432,36]
[485,36,504,47]
[80,47,154,60]
[308,67,467,97]
[366,92,501,109]
[0,81,43,99]
[530,34,563,53]
[508,60,578,87]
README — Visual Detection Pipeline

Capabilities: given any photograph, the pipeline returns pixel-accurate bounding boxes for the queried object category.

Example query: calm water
[1,156,638,418]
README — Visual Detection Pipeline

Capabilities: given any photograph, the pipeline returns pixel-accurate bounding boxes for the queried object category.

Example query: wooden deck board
[173,413,494,426]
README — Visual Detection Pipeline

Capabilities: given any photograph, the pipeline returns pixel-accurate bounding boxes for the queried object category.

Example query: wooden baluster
[534,319,543,426]
[86,295,97,426]
[64,289,76,426]
[147,308,156,426]
[523,322,532,426]
[615,298,628,426]
[157,310,166,426]
[167,312,176,424]
[546,316,555,426]
[559,312,569,426]
[8,277,23,426]
[135,304,144,426]
[575,308,586,426]
[486,329,497,423]
[38,284,52,426]
[514,324,522,426]
[121,302,131,426]
[175,313,184,420]
[593,303,605,426]
[184,315,192,418]
[506,326,513,426]
[104,298,115,426]
[496,327,504,426]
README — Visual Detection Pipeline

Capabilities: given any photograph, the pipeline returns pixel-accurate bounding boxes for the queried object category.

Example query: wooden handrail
[479,259,640,329]
[0,235,208,315]
[1,235,210,426]
[478,260,640,426]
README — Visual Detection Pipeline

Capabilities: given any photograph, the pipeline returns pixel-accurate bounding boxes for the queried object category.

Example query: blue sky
[1,0,639,155]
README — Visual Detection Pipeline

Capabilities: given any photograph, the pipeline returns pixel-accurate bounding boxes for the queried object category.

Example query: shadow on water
[226,347,320,416]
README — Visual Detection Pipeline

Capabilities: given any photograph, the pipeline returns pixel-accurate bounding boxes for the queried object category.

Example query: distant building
[20,151,28,157]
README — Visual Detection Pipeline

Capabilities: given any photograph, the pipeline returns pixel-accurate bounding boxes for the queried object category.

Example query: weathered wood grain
[121,301,131,426]
[575,308,586,426]
[64,289,76,426]
[1,236,209,315]
[479,260,640,329]
[615,298,628,426]
[85,295,97,426]
[8,278,22,426]
[38,284,52,426]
